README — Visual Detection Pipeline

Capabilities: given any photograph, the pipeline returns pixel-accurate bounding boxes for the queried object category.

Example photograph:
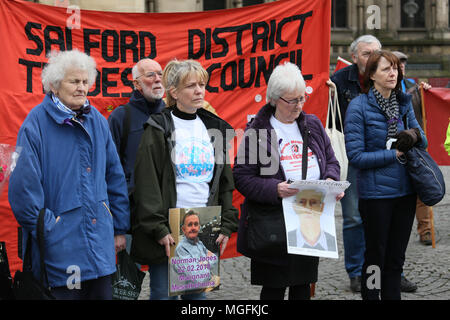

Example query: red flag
[423,88,450,165]
[334,56,352,74]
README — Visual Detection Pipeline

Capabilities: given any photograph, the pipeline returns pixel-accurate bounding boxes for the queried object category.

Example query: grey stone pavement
[139,167,450,300]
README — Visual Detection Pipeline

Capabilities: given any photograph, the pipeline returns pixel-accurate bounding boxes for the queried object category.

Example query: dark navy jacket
[108,90,165,193]
[330,64,363,130]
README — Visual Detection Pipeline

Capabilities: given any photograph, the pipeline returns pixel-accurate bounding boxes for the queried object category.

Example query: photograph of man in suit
[288,189,337,252]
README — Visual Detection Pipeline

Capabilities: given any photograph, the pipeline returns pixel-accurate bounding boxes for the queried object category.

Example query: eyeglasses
[136,71,163,80]
[279,95,309,106]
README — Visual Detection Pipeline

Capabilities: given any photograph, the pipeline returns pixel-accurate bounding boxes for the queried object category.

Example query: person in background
[9,50,130,300]
[108,58,166,256]
[233,62,343,300]
[344,50,427,300]
[130,59,238,300]
[392,51,433,247]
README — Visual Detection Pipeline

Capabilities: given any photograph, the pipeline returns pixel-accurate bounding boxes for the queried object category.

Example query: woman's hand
[326,178,345,201]
[216,234,229,256]
[114,234,127,253]
[158,234,176,257]
[277,181,299,198]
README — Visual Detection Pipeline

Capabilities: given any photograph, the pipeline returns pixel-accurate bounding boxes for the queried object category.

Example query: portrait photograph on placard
[283,180,350,259]
[168,206,221,297]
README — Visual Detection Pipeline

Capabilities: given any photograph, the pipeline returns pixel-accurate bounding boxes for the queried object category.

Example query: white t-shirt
[270,115,320,181]
[171,113,215,208]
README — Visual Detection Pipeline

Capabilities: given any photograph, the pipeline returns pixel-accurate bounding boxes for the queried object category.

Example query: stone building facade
[31,0,450,81]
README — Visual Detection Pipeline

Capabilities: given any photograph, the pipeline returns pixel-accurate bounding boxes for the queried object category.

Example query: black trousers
[51,274,112,300]
[260,284,310,300]
[359,194,416,300]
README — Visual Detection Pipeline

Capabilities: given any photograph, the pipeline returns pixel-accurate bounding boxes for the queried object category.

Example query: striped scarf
[372,87,399,140]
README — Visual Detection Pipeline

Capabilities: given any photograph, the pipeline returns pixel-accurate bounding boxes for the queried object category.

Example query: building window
[331,0,347,28]
[401,0,425,28]
[204,0,226,10]
[242,0,264,6]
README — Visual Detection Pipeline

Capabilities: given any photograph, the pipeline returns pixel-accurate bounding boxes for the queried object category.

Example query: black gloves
[395,128,421,153]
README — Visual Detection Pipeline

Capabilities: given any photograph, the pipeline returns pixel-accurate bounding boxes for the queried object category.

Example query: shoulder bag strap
[119,104,131,166]
[36,208,50,288]
[302,121,309,180]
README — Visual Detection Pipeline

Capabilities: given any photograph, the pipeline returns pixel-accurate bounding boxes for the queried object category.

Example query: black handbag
[13,208,55,300]
[111,250,145,300]
[245,125,310,256]
[0,241,14,300]
[405,146,445,206]
[401,115,446,206]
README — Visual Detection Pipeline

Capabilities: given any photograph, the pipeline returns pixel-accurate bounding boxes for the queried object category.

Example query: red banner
[423,88,450,165]
[0,0,331,274]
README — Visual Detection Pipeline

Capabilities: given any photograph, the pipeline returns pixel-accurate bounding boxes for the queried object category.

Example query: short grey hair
[349,35,382,54]
[266,62,306,106]
[41,49,97,93]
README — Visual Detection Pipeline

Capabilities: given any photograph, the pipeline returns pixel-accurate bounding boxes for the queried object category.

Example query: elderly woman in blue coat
[344,50,427,300]
[8,50,130,300]
[233,62,343,300]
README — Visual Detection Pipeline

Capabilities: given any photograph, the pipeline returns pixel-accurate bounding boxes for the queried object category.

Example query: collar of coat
[43,93,93,125]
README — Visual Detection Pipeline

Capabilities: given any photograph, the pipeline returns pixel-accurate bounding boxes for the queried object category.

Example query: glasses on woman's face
[136,71,163,80]
[279,95,309,106]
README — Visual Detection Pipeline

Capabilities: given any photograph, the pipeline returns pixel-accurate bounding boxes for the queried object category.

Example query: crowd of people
[8,33,438,300]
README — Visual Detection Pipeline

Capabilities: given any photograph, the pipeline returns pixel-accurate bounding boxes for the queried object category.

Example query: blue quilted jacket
[344,89,427,199]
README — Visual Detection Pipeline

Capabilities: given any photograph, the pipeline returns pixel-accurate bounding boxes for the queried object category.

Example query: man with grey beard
[108,58,166,196]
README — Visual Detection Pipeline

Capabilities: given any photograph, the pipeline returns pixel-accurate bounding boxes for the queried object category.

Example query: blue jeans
[148,263,206,300]
[341,164,365,279]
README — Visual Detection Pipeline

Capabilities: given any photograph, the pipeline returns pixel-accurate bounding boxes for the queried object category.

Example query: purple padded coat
[232,103,340,286]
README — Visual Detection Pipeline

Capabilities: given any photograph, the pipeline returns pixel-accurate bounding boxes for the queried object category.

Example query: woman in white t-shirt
[131,59,238,300]
[233,62,344,300]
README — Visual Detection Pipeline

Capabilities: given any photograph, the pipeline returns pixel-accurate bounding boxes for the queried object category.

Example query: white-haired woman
[131,59,238,300]
[233,62,342,300]
[9,50,130,300]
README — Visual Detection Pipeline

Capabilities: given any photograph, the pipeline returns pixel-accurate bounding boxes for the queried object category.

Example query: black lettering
[220,61,237,91]
[102,30,119,62]
[268,19,276,50]
[251,21,269,53]
[18,58,42,93]
[139,31,156,59]
[212,28,228,58]
[256,54,274,87]
[276,17,290,48]
[238,57,256,88]
[274,52,288,67]
[293,11,313,44]
[295,49,312,80]
[205,28,211,60]
[120,31,138,63]
[121,68,133,98]
[102,67,120,97]
[44,25,65,55]
[84,29,100,56]
[65,27,73,51]
[25,22,43,56]
[188,29,205,59]
[205,63,221,93]
[88,69,101,96]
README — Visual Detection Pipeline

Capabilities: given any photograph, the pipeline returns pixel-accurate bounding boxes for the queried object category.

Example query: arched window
[331,0,347,28]
[401,0,425,28]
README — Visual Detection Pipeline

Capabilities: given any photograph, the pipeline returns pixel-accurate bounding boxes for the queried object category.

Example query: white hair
[349,35,382,54]
[41,49,97,93]
[266,62,306,106]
